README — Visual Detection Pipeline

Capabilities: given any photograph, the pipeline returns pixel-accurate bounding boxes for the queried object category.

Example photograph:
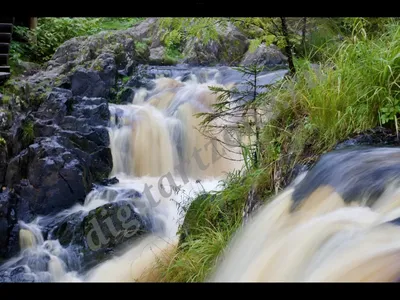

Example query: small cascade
[2,65,280,282]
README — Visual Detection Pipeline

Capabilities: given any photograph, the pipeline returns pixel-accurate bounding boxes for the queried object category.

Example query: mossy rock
[178,193,217,246]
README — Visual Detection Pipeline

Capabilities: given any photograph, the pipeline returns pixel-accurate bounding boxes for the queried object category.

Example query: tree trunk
[280,17,296,76]
[253,68,260,168]
[301,17,307,51]
[29,17,38,30]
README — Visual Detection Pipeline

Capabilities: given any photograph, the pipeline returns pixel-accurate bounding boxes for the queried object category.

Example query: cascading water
[1,65,285,282]
[208,148,400,282]
[5,64,400,283]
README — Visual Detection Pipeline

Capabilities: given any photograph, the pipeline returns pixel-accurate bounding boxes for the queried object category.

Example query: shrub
[10,17,144,64]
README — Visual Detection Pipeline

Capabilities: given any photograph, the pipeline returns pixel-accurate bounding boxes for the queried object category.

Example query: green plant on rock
[21,120,35,145]
[159,18,222,48]
[158,18,224,60]
[379,97,400,139]
[0,137,6,147]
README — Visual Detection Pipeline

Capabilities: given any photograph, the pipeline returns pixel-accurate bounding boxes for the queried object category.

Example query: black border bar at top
[1,0,399,18]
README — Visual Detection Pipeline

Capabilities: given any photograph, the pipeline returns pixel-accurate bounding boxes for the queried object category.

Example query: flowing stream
[3,64,400,282]
[0,66,287,282]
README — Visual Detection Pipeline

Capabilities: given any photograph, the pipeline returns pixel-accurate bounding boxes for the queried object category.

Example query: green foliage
[337,17,395,38]
[135,41,147,52]
[152,168,269,282]
[21,120,34,145]
[260,19,400,190]
[304,18,397,62]
[0,137,6,147]
[158,18,226,63]
[248,39,261,53]
[379,97,400,138]
[10,17,144,64]
[95,17,143,31]
[164,46,184,64]
[122,76,130,84]
[380,98,400,125]
[159,18,223,48]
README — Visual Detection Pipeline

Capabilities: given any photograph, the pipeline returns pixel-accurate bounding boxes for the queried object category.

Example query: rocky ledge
[0,87,112,262]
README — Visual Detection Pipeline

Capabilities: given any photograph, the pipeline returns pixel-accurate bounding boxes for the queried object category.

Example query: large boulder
[182,22,249,66]
[149,46,168,65]
[6,137,91,217]
[39,198,150,272]
[240,43,288,68]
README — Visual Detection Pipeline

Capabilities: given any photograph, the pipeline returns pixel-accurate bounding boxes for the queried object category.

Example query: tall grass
[150,168,270,282]
[264,20,400,157]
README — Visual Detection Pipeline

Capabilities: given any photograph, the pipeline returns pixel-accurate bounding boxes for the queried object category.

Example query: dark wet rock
[0,141,8,185]
[289,127,400,210]
[117,87,135,104]
[0,109,12,131]
[243,186,263,225]
[335,127,400,149]
[7,138,90,216]
[44,200,149,272]
[0,87,113,262]
[0,20,149,110]
[0,265,38,282]
[389,217,400,226]
[241,43,288,68]
[100,177,119,186]
[70,69,108,98]
[34,88,73,123]
[90,53,118,88]
[47,28,139,76]
[291,147,400,210]
[0,189,20,260]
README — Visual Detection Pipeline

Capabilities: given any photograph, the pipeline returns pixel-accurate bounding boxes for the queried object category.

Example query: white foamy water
[3,65,277,282]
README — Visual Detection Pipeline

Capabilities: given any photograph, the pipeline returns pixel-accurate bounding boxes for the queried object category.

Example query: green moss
[93,64,103,72]
[122,76,130,84]
[1,95,11,105]
[0,137,6,147]
[142,38,152,46]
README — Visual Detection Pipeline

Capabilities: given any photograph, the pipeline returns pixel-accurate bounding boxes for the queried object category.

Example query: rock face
[241,43,288,68]
[0,88,112,261]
